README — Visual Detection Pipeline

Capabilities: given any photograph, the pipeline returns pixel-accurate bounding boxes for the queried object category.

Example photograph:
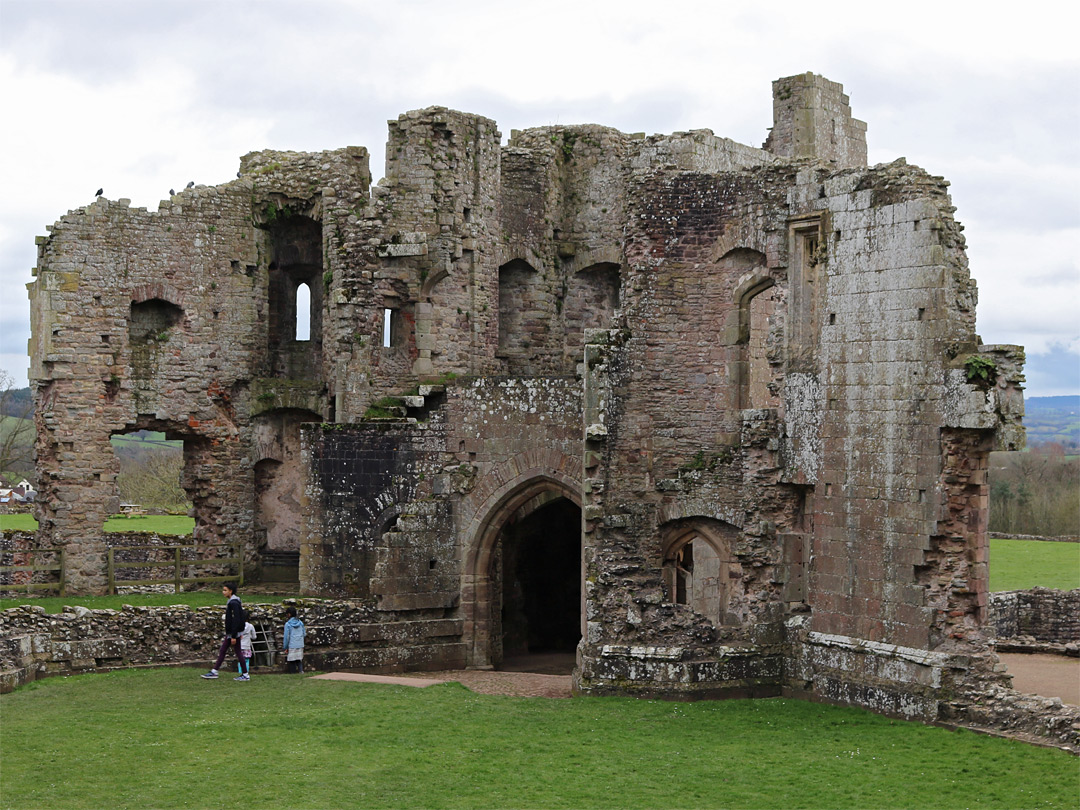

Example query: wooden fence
[0,548,66,596]
[107,543,243,594]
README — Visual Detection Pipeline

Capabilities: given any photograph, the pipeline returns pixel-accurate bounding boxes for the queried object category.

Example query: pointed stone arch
[461,468,582,668]
[659,517,744,627]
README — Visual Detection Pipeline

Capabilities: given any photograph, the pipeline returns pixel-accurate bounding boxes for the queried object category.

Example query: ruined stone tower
[28,72,1024,718]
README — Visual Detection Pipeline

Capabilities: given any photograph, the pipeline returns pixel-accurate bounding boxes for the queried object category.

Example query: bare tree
[115,435,189,510]
[0,370,33,477]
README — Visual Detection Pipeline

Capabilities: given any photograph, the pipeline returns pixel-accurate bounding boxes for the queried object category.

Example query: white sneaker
[201,670,218,679]
[234,674,250,681]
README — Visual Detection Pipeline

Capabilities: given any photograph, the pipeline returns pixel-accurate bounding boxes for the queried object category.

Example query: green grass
[0,513,194,534]
[1,668,1074,810]
[0,512,36,531]
[990,538,1080,591]
[0,591,300,613]
[101,513,194,535]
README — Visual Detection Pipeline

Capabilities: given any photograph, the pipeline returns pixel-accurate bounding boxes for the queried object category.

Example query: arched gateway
[461,472,582,669]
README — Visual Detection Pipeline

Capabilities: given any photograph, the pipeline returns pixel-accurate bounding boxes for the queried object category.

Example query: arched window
[295,283,311,341]
[661,522,743,625]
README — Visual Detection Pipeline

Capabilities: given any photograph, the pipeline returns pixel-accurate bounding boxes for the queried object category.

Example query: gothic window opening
[662,523,742,626]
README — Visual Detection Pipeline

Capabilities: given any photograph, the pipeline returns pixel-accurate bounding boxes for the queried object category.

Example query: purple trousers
[213,636,238,670]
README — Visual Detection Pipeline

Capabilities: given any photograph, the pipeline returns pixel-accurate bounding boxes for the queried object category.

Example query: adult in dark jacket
[201,582,243,679]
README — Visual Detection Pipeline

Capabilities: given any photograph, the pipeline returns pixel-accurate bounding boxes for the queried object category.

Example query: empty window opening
[109,430,191,525]
[383,308,394,347]
[662,529,741,626]
[295,283,311,341]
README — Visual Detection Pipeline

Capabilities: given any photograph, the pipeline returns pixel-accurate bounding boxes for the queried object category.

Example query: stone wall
[25,73,1042,740]
[989,588,1080,650]
[300,376,582,669]
[0,598,463,693]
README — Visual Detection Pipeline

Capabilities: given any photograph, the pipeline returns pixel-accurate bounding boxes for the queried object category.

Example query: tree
[114,434,189,510]
[0,370,33,477]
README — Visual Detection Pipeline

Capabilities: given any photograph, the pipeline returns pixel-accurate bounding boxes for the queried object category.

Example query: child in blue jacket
[282,607,305,674]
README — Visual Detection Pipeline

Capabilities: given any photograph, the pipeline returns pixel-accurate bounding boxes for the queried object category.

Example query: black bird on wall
[95,188,103,197]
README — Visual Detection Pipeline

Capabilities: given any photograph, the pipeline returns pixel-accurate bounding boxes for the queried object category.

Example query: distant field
[989,538,1080,591]
[0,513,193,535]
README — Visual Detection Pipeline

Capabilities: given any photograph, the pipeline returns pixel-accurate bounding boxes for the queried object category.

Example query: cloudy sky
[2,0,1077,396]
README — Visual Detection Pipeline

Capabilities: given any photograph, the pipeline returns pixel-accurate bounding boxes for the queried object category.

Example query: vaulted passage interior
[496,496,581,662]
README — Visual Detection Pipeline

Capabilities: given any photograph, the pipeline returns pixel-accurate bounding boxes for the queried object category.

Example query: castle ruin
[27,73,1028,717]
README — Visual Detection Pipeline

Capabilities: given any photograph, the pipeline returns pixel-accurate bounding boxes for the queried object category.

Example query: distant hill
[1026,395,1080,412]
[0,386,31,419]
[1024,396,1080,449]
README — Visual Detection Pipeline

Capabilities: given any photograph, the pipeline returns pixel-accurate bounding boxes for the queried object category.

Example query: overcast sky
[1,0,1077,397]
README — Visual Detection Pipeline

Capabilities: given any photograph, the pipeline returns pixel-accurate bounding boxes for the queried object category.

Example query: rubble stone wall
[300,377,582,669]
[989,588,1080,647]
[0,598,461,693]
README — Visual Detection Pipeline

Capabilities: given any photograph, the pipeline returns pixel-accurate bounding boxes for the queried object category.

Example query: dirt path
[318,652,1078,706]
[999,653,1079,705]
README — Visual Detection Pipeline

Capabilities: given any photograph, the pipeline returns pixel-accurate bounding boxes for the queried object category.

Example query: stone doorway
[462,472,583,671]
[498,497,582,663]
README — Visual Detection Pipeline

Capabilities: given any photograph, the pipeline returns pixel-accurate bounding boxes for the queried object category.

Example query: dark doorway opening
[499,497,581,664]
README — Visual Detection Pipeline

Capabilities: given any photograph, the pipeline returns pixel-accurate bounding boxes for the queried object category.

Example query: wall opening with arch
[661,519,743,626]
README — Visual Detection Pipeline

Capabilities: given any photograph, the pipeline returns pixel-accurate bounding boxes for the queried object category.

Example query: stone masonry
[26,72,1043,734]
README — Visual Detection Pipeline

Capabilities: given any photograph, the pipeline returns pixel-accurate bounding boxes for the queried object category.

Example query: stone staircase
[365,384,447,421]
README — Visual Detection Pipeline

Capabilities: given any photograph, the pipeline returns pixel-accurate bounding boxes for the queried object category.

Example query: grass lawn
[989,538,1080,591]
[0,591,301,613]
[0,512,36,532]
[1,669,1075,810]
[0,512,195,535]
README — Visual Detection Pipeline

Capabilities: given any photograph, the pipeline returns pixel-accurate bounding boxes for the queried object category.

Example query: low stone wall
[783,616,1080,750]
[3,600,1077,750]
[0,598,464,692]
[988,532,1079,543]
[988,588,1080,654]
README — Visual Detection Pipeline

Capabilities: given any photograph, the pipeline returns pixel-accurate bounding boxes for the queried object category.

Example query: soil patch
[999,653,1079,705]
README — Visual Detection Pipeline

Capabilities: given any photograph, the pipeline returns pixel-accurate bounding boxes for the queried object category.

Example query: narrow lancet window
[295,283,311,341]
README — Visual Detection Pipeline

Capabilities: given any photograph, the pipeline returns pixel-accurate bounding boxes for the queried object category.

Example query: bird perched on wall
[169,188,175,196]
[95,188,103,197]
[186,181,194,189]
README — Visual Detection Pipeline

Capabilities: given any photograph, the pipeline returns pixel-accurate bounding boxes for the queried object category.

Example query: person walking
[282,607,305,674]
[201,582,243,679]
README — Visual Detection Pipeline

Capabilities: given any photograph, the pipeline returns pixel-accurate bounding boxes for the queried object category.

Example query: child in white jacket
[235,611,256,681]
